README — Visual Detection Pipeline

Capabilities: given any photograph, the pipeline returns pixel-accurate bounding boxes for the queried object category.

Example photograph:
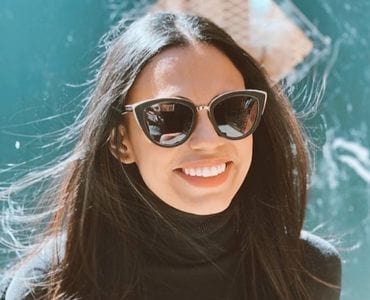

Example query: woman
[1,12,341,299]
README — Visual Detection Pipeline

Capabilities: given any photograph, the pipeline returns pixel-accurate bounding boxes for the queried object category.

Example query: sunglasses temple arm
[121,105,134,115]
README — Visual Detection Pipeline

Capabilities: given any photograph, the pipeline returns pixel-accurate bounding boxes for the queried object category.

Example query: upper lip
[175,157,231,170]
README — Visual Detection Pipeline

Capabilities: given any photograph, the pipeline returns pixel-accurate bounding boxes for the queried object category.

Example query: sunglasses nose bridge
[195,105,210,112]
[194,105,216,131]
[193,103,220,132]
[190,104,221,139]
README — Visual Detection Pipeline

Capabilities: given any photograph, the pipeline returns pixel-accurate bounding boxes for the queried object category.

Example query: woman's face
[122,44,253,215]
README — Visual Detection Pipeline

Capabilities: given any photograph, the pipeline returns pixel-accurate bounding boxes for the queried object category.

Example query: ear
[108,125,135,164]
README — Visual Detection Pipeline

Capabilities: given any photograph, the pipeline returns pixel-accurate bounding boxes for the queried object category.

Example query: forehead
[127,43,245,104]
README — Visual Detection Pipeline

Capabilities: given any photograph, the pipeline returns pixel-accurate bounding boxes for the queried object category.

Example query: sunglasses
[122,89,267,147]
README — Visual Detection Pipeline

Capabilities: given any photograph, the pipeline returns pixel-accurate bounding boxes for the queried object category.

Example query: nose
[187,110,225,150]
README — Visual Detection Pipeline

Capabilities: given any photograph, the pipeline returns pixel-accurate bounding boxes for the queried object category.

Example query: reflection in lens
[214,96,258,138]
[159,133,187,145]
[143,102,193,145]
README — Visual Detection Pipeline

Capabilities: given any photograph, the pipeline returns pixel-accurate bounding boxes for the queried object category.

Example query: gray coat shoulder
[0,248,52,300]
[300,230,342,299]
[0,237,64,300]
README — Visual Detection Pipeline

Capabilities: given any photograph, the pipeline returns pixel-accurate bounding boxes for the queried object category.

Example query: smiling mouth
[174,162,232,188]
[182,163,226,177]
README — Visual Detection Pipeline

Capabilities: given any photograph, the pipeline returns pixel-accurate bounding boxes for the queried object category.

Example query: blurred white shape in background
[150,0,331,84]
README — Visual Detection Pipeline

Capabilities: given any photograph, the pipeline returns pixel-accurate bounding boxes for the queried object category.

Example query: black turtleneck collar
[138,195,245,300]
[139,194,241,265]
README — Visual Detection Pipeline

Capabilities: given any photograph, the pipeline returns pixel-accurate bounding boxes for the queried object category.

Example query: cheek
[238,137,253,176]
[125,115,174,171]
[247,138,253,164]
[128,130,170,185]
[133,147,174,202]
[125,117,151,161]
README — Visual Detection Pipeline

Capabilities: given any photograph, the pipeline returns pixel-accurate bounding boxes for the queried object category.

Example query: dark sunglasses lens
[142,102,194,146]
[213,95,259,138]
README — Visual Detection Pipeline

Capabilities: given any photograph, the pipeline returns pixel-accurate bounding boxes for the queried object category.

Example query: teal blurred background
[0,1,369,299]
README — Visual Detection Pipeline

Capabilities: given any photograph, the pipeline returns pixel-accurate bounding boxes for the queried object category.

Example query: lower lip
[175,163,232,188]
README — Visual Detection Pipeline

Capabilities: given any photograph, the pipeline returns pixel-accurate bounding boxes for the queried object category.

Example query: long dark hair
[2,12,311,299]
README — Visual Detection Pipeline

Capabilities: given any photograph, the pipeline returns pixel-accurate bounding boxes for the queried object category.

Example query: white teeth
[182,163,226,177]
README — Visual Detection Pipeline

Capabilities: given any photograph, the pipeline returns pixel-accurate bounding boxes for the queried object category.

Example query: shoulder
[300,230,342,299]
[300,230,341,276]
[0,236,64,300]
[0,249,51,300]
[0,259,45,300]
[0,276,11,300]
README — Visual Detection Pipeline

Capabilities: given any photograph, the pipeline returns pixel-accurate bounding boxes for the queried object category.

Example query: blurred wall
[293,1,370,299]
[0,0,110,171]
